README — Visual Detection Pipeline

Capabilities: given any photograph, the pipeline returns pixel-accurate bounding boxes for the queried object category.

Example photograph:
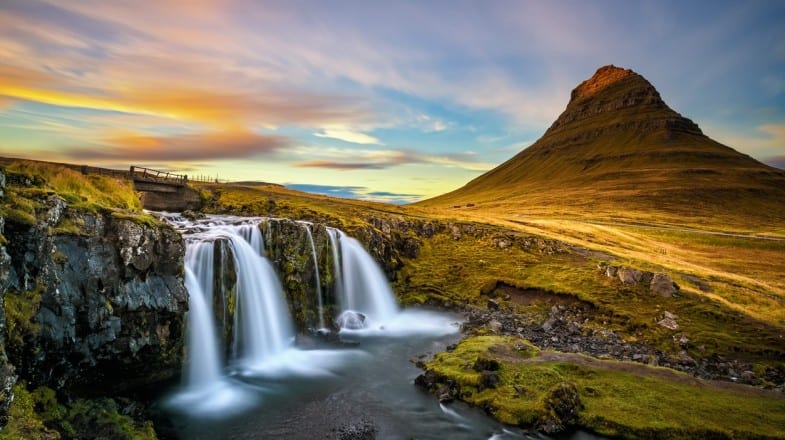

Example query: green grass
[4,287,42,352]
[396,224,785,363]
[425,335,785,439]
[0,383,157,440]
[6,161,141,213]
[1,161,162,229]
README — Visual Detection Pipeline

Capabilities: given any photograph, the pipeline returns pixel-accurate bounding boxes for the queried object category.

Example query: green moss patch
[0,383,156,440]
[424,336,785,439]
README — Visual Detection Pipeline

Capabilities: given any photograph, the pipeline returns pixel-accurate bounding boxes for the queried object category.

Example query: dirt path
[528,351,785,398]
[577,219,785,241]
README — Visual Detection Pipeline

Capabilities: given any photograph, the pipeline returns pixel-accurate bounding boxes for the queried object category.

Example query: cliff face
[1,178,187,398]
[0,168,16,426]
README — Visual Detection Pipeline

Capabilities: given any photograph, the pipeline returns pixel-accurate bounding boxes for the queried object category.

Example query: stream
[156,214,603,440]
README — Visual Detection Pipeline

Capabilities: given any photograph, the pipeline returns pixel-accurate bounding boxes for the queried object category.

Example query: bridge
[129,166,201,211]
[130,166,187,193]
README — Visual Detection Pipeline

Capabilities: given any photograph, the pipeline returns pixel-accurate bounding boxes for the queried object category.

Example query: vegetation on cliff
[0,161,153,227]
[0,383,155,440]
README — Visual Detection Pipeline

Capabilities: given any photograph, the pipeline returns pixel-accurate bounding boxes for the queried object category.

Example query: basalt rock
[2,193,187,396]
[538,382,582,434]
[262,218,334,330]
[0,167,16,427]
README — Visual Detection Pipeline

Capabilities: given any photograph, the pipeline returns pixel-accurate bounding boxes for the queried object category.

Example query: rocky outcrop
[598,263,679,297]
[362,216,571,280]
[263,219,335,330]
[0,167,16,427]
[2,187,187,396]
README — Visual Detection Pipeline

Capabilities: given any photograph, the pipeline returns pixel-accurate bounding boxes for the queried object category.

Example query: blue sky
[1,0,784,203]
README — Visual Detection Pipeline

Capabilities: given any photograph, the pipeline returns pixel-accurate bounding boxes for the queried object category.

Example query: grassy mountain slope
[419,66,785,229]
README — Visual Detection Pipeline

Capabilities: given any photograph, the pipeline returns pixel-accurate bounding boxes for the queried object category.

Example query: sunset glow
[1,0,784,202]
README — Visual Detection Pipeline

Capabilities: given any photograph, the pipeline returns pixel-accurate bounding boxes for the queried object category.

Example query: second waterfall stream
[161,214,459,415]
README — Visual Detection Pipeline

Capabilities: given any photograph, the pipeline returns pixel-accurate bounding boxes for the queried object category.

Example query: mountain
[419,65,785,227]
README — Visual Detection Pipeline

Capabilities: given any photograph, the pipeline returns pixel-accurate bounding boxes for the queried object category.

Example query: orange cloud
[296,160,386,170]
[65,130,290,162]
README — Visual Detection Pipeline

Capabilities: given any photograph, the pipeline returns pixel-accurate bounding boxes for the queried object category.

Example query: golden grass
[1,160,159,227]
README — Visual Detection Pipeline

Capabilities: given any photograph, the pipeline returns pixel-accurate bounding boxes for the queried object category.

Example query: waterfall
[228,234,294,365]
[177,218,294,386]
[338,231,399,324]
[183,267,222,388]
[303,224,326,330]
[163,213,457,418]
[326,228,344,304]
[237,223,265,256]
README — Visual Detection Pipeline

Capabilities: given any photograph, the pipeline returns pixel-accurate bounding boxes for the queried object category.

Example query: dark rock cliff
[0,168,16,426]
[1,181,187,401]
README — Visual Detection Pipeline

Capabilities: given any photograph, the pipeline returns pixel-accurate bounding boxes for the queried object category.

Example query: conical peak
[570,65,641,101]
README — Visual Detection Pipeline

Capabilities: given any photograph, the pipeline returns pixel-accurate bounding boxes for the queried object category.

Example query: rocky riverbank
[456,301,785,390]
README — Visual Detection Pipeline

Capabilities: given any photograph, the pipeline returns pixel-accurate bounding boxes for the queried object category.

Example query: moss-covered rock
[2,192,187,396]
[0,166,17,428]
[263,219,335,330]
[0,382,156,440]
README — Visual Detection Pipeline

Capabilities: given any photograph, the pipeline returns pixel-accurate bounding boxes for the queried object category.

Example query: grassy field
[3,161,784,438]
[424,335,785,439]
[199,183,785,365]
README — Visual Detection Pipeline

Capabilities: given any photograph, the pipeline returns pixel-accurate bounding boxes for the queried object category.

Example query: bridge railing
[130,166,188,185]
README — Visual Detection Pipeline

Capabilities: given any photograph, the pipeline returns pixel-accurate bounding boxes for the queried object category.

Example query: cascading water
[229,234,294,366]
[326,228,344,302]
[183,267,222,388]
[303,224,326,330]
[176,217,294,382]
[163,213,459,424]
[336,231,399,326]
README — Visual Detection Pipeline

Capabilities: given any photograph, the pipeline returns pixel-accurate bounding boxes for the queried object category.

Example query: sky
[1,0,784,204]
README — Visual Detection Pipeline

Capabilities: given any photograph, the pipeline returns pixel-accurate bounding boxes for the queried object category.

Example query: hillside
[419,65,785,229]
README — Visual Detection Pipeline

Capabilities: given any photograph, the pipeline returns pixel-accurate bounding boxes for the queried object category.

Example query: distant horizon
[1,1,784,203]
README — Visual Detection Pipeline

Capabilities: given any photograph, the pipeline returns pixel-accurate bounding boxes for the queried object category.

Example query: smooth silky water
[157,214,603,440]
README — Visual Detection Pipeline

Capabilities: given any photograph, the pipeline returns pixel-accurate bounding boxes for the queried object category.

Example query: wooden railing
[130,166,188,186]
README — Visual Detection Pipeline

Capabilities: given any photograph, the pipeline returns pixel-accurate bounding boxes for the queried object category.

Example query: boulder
[657,311,679,330]
[618,267,643,284]
[650,273,679,297]
[473,356,501,372]
[538,382,582,433]
[336,311,367,330]
[479,370,501,389]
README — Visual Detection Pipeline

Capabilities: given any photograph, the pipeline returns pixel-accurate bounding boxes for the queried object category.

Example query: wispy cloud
[293,147,494,172]
[295,160,385,170]
[286,183,422,204]
[708,122,785,159]
[65,130,290,162]
[313,127,382,145]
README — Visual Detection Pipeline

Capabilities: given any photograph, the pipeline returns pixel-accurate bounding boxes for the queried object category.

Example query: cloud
[415,113,451,133]
[313,128,382,145]
[293,147,495,172]
[285,183,423,204]
[764,156,785,170]
[65,130,291,162]
[708,122,785,159]
[295,160,385,170]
